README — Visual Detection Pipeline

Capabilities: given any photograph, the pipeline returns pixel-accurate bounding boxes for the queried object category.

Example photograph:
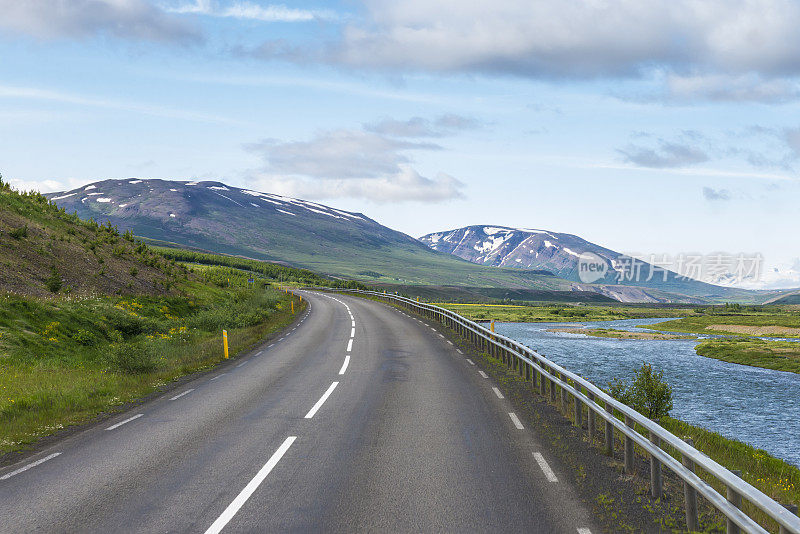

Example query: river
[496,318,800,467]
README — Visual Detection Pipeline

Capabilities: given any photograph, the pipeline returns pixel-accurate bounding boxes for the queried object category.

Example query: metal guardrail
[327,289,800,534]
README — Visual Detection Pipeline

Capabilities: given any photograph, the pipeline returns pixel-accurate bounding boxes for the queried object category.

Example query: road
[0,291,598,533]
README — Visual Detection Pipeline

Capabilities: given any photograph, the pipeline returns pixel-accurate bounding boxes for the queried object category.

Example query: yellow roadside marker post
[491,320,495,333]
[291,300,295,314]
[223,329,229,359]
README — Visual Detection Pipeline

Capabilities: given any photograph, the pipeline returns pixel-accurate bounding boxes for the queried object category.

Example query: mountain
[45,179,573,292]
[419,225,782,303]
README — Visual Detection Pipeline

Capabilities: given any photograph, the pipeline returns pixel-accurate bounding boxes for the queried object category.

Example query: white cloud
[0,84,241,125]
[251,166,464,203]
[702,187,731,201]
[364,114,482,137]
[665,73,800,103]
[244,123,465,202]
[0,0,200,43]
[618,141,709,168]
[167,1,337,22]
[250,0,800,94]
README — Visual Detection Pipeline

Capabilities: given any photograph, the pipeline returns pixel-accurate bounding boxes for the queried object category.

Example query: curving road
[0,291,598,533]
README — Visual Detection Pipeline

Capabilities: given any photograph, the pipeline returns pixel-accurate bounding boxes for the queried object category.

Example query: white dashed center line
[204,436,296,534]
[304,382,339,419]
[346,338,353,352]
[0,452,61,480]
[508,412,524,430]
[492,387,504,399]
[170,389,194,401]
[350,327,356,337]
[533,452,559,482]
[339,355,350,375]
[106,413,143,431]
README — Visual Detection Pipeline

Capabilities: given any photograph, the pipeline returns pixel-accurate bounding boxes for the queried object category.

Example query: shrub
[45,267,62,293]
[9,225,28,239]
[608,363,673,421]
[129,267,138,277]
[109,342,157,374]
[71,329,96,346]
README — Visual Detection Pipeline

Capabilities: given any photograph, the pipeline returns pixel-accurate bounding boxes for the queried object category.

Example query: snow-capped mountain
[419,225,770,300]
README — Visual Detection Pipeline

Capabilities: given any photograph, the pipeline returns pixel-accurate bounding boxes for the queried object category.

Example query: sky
[1,0,800,289]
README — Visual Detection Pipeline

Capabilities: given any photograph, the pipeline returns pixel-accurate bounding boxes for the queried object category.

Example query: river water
[496,318,800,467]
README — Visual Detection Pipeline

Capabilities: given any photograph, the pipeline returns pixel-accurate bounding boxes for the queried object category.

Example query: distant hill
[0,181,179,297]
[46,179,576,293]
[420,225,781,304]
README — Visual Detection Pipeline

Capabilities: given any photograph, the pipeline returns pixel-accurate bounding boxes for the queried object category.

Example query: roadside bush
[71,329,96,346]
[45,267,62,293]
[9,225,28,239]
[109,342,157,374]
[104,310,152,338]
[608,363,673,421]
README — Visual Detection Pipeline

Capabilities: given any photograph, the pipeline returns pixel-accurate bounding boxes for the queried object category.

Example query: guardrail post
[727,470,743,534]
[573,383,582,428]
[780,504,798,534]
[539,364,546,396]
[587,392,596,442]
[605,402,614,456]
[682,437,699,532]
[624,416,635,474]
[549,366,557,403]
[650,432,662,499]
[560,373,568,414]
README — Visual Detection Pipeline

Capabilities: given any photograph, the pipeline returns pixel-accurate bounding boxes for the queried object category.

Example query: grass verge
[0,277,304,456]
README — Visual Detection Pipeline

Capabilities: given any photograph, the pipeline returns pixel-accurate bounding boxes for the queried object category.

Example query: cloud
[0,0,200,43]
[166,1,337,22]
[702,187,731,201]
[364,114,482,137]
[0,84,242,124]
[665,73,800,104]
[251,166,464,203]
[248,0,800,83]
[244,123,464,202]
[618,141,709,168]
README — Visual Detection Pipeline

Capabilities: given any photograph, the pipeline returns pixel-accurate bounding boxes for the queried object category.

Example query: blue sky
[2,0,800,288]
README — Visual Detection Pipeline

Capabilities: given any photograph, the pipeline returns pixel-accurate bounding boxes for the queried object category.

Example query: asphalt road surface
[0,291,598,533]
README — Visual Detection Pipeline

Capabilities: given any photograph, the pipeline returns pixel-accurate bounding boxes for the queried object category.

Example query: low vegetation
[695,338,800,374]
[431,302,694,323]
[608,363,674,421]
[548,327,696,340]
[645,304,800,338]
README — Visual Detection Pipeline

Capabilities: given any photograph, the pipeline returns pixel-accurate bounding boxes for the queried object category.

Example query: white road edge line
[508,412,524,430]
[170,389,195,401]
[438,334,445,339]
[106,413,143,431]
[447,340,453,345]
[533,452,559,482]
[203,436,296,534]
[466,358,475,365]
[304,382,339,419]
[456,349,463,355]
[478,370,488,378]
[339,355,350,375]
[236,361,248,368]
[210,373,226,381]
[346,339,353,352]
[0,452,61,480]
[492,387,504,399]
[577,529,592,534]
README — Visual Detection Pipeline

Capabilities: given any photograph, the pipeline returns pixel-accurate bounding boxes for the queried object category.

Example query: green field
[432,302,695,323]
[695,338,800,374]
[643,305,800,338]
